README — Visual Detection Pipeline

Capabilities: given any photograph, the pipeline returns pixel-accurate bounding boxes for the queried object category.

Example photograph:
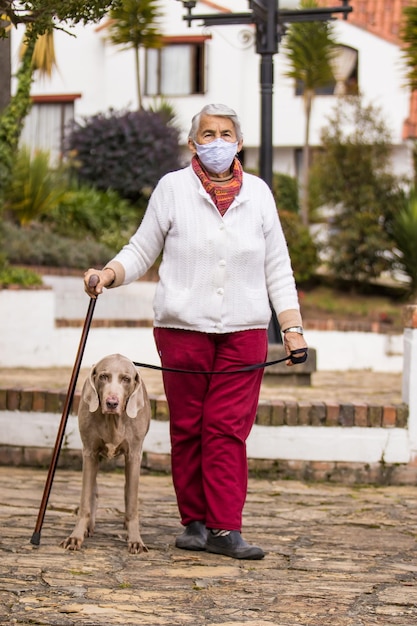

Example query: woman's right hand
[83,268,115,298]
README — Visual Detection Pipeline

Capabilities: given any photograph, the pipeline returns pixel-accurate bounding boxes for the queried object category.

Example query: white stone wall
[0,284,403,372]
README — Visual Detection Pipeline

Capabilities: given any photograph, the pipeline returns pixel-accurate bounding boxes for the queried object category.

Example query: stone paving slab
[1,467,417,625]
[0,367,404,405]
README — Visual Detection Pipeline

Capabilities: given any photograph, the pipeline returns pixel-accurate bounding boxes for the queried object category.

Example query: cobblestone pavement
[1,466,417,625]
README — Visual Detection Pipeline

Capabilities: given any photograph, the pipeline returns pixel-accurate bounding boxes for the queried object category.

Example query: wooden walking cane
[30,275,99,546]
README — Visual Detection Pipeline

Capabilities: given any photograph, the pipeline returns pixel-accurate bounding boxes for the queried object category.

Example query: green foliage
[65,108,182,203]
[108,0,162,49]
[273,172,300,213]
[281,0,336,93]
[0,0,122,199]
[392,189,417,296]
[108,0,163,109]
[0,262,43,288]
[247,169,317,282]
[0,35,34,200]
[147,97,178,124]
[2,145,144,268]
[279,210,319,284]
[0,1,122,37]
[400,5,417,91]
[310,95,405,286]
[2,220,115,269]
[281,0,338,226]
[42,183,143,253]
[300,284,404,328]
[4,147,69,225]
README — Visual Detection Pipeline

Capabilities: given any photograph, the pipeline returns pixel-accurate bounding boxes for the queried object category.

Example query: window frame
[20,94,81,163]
[145,35,210,97]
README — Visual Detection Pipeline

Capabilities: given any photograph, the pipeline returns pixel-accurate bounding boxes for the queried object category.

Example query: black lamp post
[177,0,352,190]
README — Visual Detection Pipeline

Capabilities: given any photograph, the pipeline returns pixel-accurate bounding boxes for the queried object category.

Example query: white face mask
[195,138,238,175]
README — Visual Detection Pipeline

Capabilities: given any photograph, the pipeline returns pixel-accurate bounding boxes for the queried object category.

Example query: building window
[19,94,81,164]
[145,36,208,96]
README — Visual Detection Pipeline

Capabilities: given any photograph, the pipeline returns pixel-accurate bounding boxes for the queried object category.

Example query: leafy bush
[273,173,300,214]
[0,263,43,288]
[246,170,316,282]
[4,147,70,225]
[65,108,183,202]
[279,210,319,284]
[309,96,405,286]
[392,189,417,295]
[2,221,115,269]
[42,184,144,253]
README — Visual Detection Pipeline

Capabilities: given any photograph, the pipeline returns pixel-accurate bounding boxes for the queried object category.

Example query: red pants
[153,327,267,531]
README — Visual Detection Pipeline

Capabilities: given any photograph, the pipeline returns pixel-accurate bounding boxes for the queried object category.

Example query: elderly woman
[84,103,307,560]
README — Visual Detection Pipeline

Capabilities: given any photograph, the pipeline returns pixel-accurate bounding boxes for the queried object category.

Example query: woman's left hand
[283,332,308,367]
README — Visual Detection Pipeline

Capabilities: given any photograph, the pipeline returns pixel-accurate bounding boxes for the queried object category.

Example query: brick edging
[0,387,409,428]
[2,447,417,485]
[52,318,403,334]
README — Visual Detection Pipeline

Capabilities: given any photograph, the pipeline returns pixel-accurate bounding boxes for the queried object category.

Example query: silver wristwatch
[283,326,304,335]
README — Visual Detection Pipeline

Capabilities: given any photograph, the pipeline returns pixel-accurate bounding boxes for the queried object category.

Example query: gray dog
[61,354,151,554]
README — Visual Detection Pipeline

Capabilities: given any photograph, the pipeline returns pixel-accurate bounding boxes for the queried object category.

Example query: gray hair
[188,104,243,142]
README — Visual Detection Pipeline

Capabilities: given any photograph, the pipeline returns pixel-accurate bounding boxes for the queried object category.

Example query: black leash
[133,348,308,375]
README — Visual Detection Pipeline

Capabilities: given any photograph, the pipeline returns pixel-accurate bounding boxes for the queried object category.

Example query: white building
[9,0,415,182]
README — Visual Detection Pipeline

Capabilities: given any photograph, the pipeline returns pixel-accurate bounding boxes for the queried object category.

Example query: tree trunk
[0,36,11,114]
[301,90,313,227]
[0,34,36,199]
[134,45,142,110]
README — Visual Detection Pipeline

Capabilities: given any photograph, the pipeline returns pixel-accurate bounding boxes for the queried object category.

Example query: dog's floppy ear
[82,365,100,413]
[126,373,145,418]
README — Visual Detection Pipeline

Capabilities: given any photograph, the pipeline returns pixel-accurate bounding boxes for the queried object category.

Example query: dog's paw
[60,536,84,551]
[128,540,148,555]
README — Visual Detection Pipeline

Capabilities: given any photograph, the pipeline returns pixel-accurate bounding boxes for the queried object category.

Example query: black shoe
[175,521,208,551]
[206,530,265,560]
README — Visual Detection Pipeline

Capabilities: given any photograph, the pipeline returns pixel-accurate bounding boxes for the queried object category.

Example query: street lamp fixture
[177,0,352,189]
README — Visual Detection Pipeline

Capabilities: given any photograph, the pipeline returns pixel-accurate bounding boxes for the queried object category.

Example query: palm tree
[401,4,417,91]
[20,28,57,78]
[281,0,337,226]
[400,4,417,186]
[108,0,163,110]
[392,189,417,296]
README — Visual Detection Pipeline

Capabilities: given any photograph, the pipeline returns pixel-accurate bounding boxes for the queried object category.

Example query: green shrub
[65,108,182,203]
[42,184,144,253]
[4,147,69,225]
[392,189,417,295]
[309,96,405,286]
[2,221,115,269]
[273,172,300,213]
[2,162,146,269]
[279,210,319,284]
[0,263,43,288]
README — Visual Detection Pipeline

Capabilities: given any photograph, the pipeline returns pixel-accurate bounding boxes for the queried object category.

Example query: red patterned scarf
[192,155,243,216]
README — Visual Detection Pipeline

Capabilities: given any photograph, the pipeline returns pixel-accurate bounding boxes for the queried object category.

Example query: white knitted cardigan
[106,165,302,334]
